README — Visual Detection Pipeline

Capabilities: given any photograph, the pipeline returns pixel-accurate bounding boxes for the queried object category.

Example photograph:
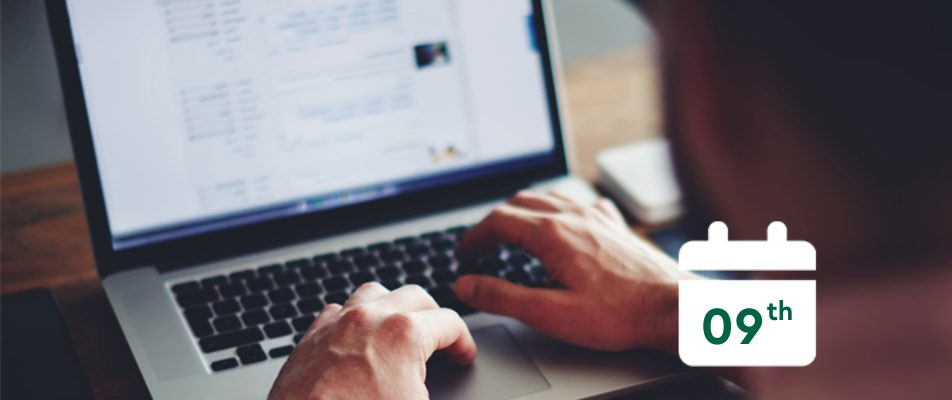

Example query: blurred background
[0,0,655,173]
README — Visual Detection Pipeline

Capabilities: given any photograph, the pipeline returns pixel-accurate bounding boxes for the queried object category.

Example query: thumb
[453,275,571,327]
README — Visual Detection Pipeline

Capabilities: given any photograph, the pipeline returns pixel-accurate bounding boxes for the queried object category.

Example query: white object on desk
[596,138,683,224]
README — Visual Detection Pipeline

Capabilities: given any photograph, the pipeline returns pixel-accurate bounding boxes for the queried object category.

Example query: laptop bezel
[46,0,570,277]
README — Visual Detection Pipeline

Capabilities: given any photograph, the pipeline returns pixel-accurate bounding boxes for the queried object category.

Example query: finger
[595,198,626,224]
[456,204,548,263]
[547,190,584,206]
[453,275,574,333]
[344,282,389,307]
[507,191,566,213]
[413,308,478,365]
[374,284,439,311]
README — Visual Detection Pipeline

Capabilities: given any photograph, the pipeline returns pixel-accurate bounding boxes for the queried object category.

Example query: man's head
[656,1,952,274]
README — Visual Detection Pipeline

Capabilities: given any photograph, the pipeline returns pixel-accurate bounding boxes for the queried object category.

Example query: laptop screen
[64,0,559,250]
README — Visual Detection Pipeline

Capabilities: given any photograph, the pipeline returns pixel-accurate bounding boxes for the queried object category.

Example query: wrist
[641,281,680,354]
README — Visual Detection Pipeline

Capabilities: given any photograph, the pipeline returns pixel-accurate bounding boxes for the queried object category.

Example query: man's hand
[454,191,683,353]
[269,283,477,400]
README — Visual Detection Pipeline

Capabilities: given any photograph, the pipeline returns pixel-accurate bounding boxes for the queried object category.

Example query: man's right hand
[454,191,685,353]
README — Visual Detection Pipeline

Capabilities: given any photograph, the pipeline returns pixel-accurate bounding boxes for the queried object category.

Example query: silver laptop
[47,0,687,398]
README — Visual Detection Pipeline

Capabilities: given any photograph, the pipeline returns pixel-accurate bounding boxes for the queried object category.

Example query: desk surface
[0,48,659,399]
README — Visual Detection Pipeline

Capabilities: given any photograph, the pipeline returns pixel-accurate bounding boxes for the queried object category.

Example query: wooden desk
[0,47,659,399]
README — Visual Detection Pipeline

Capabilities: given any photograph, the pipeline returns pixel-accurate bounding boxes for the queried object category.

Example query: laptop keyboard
[168,225,549,373]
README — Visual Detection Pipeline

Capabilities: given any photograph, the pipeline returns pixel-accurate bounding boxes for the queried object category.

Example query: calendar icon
[678,222,816,366]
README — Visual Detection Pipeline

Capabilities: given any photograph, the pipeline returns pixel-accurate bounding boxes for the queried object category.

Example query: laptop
[46,0,687,398]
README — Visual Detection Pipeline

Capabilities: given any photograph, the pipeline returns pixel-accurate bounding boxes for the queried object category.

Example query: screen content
[66,0,558,249]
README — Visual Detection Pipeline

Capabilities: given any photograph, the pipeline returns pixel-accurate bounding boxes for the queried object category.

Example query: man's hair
[665,1,952,264]
[704,2,952,187]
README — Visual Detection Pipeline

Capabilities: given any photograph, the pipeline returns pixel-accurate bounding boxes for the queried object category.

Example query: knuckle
[340,305,373,327]
[403,284,437,303]
[569,203,590,216]
[487,207,508,222]
[382,312,419,339]
[540,215,563,234]
[441,307,463,321]
[513,190,534,201]
[402,284,427,296]
[357,282,385,292]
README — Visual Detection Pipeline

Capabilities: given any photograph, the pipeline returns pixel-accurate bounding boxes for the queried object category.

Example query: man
[270,1,952,399]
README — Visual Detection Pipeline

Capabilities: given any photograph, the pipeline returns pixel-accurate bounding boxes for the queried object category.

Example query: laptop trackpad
[426,324,550,400]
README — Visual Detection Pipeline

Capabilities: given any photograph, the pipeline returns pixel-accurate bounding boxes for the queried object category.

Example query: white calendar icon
[678,222,816,366]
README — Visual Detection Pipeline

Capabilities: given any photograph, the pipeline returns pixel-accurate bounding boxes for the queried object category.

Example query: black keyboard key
[379,250,406,263]
[368,242,394,253]
[213,315,242,332]
[429,287,476,316]
[176,288,219,308]
[237,344,267,365]
[285,259,311,269]
[229,270,256,282]
[446,226,469,236]
[354,255,380,269]
[241,309,270,326]
[349,271,376,286]
[461,256,506,277]
[184,305,213,320]
[405,275,432,290]
[292,315,315,332]
[405,244,430,258]
[273,271,301,287]
[403,260,427,275]
[376,266,401,280]
[172,281,200,294]
[323,277,349,292]
[246,277,275,292]
[328,261,355,275]
[429,287,457,305]
[421,231,445,241]
[268,288,295,304]
[218,282,248,298]
[264,321,293,338]
[380,279,402,290]
[429,255,454,270]
[446,225,468,233]
[324,291,349,305]
[300,265,328,281]
[297,298,324,313]
[446,229,468,242]
[199,328,263,353]
[269,303,298,320]
[258,264,284,275]
[341,247,368,259]
[395,237,420,247]
[313,253,341,265]
[293,333,305,344]
[201,275,228,287]
[240,294,268,310]
[269,345,295,358]
[210,358,239,372]
[528,265,547,280]
[431,239,456,253]
[295,282,322,298]
[505,269,531,285]
[186,315,214,338]
[507,252,532,269]
[213,300,241,316]
[431,270,458,285]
